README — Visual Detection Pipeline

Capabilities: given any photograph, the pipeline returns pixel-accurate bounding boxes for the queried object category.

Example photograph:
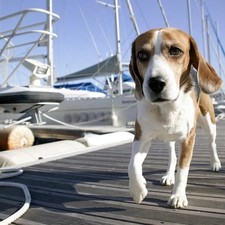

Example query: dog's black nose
[148,77,166,93]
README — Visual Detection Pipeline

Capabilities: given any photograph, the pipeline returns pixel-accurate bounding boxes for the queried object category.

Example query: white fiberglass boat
[0,1,138,128]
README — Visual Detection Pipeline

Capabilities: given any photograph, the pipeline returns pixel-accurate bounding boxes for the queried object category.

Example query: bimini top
[56,55,120,82]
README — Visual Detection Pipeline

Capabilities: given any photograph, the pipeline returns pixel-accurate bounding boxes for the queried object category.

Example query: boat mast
[205,15,211,64]
[200,0,206,58]
[157,0,169,27]
[114,0,123,95]
[126,0,140,36]
[46,0,54,86]
[77,3,102,62]
[97,0,123,94]
[215,21,222,77]
[187,0,192,36]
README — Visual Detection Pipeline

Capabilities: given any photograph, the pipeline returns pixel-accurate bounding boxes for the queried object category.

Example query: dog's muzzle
[148,76,166,93]
[147,76,174,103]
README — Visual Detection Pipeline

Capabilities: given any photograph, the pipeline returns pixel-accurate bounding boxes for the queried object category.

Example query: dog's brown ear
[190,36,223,94]
[130,41,144,100]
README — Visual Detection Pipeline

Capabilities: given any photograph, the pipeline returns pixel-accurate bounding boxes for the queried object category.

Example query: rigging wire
[206,28,225,80]
[76,1,102,62]
[203,2,225,59]
[194,0,207,58]
[194,0,225,79]
[120,29,136,62]
[134,0,149,30]
[120,2,129,56]
[95,16,113,56]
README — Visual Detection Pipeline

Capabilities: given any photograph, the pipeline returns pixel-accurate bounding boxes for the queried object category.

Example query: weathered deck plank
[0,121,225,224]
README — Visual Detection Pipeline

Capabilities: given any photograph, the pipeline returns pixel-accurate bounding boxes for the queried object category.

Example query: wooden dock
[0,121,225,224]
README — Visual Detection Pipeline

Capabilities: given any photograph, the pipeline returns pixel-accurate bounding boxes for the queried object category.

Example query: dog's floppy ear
[129,41,144,100]
[190,36,223,94]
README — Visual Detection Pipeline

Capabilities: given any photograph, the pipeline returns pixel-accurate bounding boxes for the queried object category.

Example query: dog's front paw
[167,193,188,208]
[211,159,221,172]
[161,173,175,186]
[129,176,148,204]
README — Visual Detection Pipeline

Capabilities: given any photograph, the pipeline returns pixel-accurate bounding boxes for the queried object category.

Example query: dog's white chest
[138,96,195,142]
[156,109,191,141]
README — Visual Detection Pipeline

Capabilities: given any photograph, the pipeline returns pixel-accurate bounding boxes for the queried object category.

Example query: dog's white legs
[161,141,176,185]
[168,167,189,208]
[208,123,221,171]
[198,113,221,171]
[128,139,151,204]
[168,129,196,208]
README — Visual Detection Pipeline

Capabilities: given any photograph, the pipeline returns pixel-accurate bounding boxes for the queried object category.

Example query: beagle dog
[128,27,223,208]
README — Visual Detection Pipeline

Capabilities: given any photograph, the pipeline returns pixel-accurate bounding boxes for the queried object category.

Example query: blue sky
[0,0,225,86]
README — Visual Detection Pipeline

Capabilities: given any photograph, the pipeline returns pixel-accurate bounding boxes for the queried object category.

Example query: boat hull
[42,94,137,127]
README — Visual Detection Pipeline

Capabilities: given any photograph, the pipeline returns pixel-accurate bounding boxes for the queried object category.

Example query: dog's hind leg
[161,141,177,185]
[198,113,221,171]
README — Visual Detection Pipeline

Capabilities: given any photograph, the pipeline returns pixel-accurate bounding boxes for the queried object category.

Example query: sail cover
[56,55,120,82]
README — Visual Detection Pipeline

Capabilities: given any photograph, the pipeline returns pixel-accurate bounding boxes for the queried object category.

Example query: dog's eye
[137,51,148,61]
[169,47,182,57]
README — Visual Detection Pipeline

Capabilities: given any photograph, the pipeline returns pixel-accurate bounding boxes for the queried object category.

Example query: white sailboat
[0,0,138,128]
[44,0,139,127]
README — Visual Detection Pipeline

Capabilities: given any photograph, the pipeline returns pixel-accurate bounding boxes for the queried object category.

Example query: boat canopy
[54,82,107,94]
[56,55,120,82]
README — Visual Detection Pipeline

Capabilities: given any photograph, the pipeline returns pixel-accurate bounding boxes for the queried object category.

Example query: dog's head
[129,27,223,102]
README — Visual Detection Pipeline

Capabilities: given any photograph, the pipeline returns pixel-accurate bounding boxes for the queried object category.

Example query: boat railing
[0,8,60,87]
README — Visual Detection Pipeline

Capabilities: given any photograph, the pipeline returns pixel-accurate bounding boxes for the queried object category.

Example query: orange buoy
[0,126,34,150]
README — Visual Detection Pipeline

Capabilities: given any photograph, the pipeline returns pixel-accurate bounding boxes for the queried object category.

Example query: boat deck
[0,121,225,224]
